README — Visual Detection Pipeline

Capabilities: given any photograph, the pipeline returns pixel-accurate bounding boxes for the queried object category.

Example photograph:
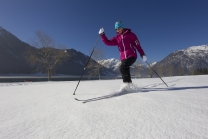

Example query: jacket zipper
[121,35,127,59]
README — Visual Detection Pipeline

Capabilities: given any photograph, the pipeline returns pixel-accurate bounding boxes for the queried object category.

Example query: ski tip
[75,98,82,101]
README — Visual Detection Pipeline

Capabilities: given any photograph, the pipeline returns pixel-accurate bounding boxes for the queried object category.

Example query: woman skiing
[99,21,147,91]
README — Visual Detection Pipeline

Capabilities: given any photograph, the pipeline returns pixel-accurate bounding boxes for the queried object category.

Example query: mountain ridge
[0,26,116,76]
[1,26,207,77]
[153,44,208,76]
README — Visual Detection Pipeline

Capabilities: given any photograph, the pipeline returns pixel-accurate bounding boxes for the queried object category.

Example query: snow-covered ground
[0,75,208,139]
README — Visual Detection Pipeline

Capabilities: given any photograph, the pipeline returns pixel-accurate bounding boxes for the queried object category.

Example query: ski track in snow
[0,75,208,139]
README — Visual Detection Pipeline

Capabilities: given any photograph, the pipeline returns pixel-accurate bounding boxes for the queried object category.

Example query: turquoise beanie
[115,21,124,29]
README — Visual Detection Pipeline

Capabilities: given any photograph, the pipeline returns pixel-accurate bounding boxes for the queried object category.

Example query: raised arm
[101,34,118,46]
[99,28,117,46]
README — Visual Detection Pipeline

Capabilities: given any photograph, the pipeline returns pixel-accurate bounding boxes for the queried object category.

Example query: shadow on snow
[142,86,208,92]
[76,86,208,103]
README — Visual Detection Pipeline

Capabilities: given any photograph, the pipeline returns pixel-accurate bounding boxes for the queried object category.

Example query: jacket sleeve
[131,33,145,56]
[100,34,118,46]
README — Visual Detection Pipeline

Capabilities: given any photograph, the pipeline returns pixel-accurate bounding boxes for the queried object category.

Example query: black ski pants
[119,57,136,83]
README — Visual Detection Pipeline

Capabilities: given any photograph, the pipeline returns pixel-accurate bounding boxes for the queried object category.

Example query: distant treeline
[190,68,208,75]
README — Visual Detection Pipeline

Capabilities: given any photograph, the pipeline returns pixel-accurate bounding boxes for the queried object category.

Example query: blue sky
[0,0,208,62]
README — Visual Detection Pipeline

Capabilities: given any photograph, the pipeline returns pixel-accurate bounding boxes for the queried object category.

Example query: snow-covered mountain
[99,44,208,77]
[178,45,208,69]
[98,58,121,72]
[99,58,157,70]
[153,45,208,76]
[98,58,158,77]
[150,62,157,66]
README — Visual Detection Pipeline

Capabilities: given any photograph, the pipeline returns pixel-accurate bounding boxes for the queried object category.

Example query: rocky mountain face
[0,26,116,76]
[153,45,208,76]
[56,49,117,76]
[0,26,35,74]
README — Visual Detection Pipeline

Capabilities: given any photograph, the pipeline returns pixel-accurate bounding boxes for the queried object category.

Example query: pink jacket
[101,29,145,60]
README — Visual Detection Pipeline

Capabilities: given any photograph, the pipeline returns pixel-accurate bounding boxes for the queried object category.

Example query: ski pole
[146,61,168,87]
[73,35,100,95]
